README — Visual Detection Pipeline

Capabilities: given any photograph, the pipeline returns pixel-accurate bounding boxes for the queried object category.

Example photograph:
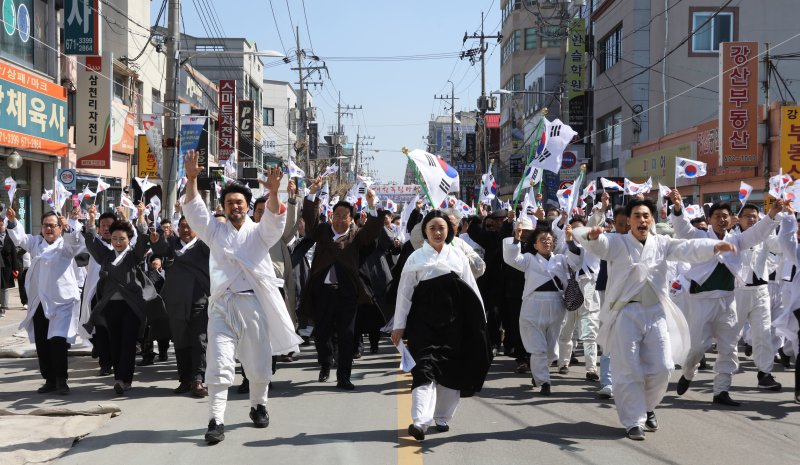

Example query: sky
[153,0,501,184]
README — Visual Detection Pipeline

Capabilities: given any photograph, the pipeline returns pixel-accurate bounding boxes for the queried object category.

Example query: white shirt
[502,237,577,300]
[393,242,482,330]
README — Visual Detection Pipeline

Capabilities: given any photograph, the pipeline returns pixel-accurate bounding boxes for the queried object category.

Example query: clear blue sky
[155,0,501,183]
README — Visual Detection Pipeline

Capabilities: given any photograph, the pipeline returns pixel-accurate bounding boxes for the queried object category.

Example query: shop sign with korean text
[76,52,112,168]
[217,79,236,161]
[136,134,159,178]
[780,106,800,178]
[566,18,586,138]
[0,59,68,156]
[238,100,254,163]
[719,42,759,166]
[64,0,101,55]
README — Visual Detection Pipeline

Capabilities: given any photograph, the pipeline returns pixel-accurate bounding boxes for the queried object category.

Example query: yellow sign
[136,134,159,178]
[780,106,800,178]
[626,143,692,185]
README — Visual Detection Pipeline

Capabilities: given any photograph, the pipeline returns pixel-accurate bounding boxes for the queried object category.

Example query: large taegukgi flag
[406,149,460,211]
[528,118,578,174]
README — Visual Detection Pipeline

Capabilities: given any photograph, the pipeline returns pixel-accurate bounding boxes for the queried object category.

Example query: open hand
[260,166,284,193]
[184,150,203,180]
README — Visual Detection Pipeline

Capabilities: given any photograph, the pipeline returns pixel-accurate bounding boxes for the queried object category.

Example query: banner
[719,42,759,166]
[136,134,159,178]
[76,52,112,168]
[780,106,800,178]
[0,59,68,156]
[64,0,101,55]
[111,100,135,155]
[217,79,236,161]
[141,115,163,178]
[179,115,206,182]
[238,100,255,162]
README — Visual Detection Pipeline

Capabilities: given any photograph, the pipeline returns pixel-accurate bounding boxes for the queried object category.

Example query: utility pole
[335,92,361,181]
[290,28,327,177]
[294,26,307,175]
[434,81,459,162]
[355,133,374,176]
[163,0,181,220]
[463,12,501,173]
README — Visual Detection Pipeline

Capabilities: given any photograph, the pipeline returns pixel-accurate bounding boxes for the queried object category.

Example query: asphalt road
[1,326,799,465]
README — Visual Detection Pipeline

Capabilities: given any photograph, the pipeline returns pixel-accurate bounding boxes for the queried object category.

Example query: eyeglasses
[42,223,60,230]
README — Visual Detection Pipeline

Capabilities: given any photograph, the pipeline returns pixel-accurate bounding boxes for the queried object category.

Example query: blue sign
[456,162,476,171]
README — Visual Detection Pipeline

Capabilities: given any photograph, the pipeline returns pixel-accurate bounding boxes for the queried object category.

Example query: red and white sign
[218,80,236,161]
[719,42,759,167]
[76,52,112,169]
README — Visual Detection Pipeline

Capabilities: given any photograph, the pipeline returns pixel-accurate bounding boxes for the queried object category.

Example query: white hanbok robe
[573,228,720,429]
[9,223,83,343]
[776,214,800,355]
[182,196,303,356]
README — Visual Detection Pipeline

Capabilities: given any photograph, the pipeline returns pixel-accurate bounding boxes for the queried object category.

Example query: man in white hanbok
[573,199,734,440]
[182,151,302,445]
[670,191,782,405]
[7,209,83,395]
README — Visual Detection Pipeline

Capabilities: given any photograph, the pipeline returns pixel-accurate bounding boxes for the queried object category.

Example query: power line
[267,0,289,55]
[285,0,297,41]
[593,0,736,91]
[300,0,315,52]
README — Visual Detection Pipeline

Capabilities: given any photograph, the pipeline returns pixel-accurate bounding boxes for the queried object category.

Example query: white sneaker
[598,384,613,399]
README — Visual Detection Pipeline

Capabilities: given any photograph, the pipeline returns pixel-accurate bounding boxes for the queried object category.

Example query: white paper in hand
[395,340,416,372]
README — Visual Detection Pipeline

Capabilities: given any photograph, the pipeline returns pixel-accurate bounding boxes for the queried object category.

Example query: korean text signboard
[719,42,759,166]
[0,59,68,156]
[65,0,101,55]
[179,115,206,182]
[567,18,587,138]
[76,52,112,168]
[217,80,236,161]
[238,100,254,163]
[780,106,800,178]
[136,134,159,178]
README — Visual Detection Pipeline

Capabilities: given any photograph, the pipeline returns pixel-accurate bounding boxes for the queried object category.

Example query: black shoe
[98,367,113,376]
[713,391,741,407]
[586,372,600,382]
[550,360,558,367]
[370,345,379,355]
[56,378,70,395]
[757,372,782,391]
[237,378,250,394]
[626,426,645,441]
[558,366,569,375]
[408,424,425,441]
[205,419,225,444]
[136,355,155,367]
[249,404,269,428]
[570,353,580,365]
[318,367,330,383]
[698,357,709,370]
[158,353,168,362]
[515,361,530,374]
[778,348,792,369]
[531,377,537,388]
[540,382,551,396]
[676,375,691,396]
[744,344,753,357]
[37,380,56,394]
[336,379,355,390]
[174,382,191,394]
[353,350,362,360]
[645,411,658,431]
[435,422,449,432]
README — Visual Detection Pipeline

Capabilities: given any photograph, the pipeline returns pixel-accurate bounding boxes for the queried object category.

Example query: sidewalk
[0,288,91,358]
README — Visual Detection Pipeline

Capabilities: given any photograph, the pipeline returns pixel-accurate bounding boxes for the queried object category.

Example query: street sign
[562,151,577,169]
[58,169,77,192]
[559,180,574,190]
[65,0,101,55]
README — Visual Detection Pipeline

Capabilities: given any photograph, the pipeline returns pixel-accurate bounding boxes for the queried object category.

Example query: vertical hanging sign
[76,52,112,168]
[566,17,586,138]
[719,42,759,166]
[237,100,254,162]
[217,80,236,161]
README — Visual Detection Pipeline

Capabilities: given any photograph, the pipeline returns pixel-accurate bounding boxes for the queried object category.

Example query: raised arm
[665,236,734,264]
[256,167,288,248]
[502,237,531,272]
[669,190,704,239]
[281,179,300,243]
[734,202,782,251]
[5,208,34,251]
[181,150,216,242]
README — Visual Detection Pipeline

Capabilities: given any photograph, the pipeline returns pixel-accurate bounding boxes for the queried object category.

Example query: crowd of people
[10,152,800,444]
